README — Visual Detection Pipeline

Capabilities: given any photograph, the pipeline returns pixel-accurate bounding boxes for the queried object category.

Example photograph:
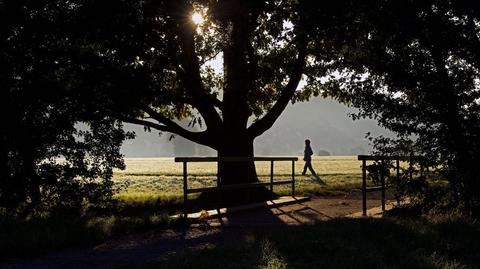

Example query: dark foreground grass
[0,215,175,260]
[0,197,184,260]
[0,181,359,260]
[0,181,386,261]
[135,217,480,269]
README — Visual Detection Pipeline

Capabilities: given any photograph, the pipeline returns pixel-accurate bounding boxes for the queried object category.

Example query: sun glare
[191,12,204,25]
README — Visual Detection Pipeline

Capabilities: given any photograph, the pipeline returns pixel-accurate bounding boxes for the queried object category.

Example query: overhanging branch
[121,113,216,148]
[248,45,307,138]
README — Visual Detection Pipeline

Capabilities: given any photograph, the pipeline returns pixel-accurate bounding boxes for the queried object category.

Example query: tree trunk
[217,134,258,186]
[20,142,41,217]
[213,131,276,204]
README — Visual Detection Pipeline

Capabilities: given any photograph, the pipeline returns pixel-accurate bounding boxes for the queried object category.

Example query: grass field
[2,156,371,260]
[0,156,415,260]
[1,156,466,266]
[113,156,367,200]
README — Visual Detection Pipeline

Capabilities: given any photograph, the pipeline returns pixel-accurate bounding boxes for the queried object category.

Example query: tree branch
[170,1,223,130]
[248,44,307,138]
[121,114,216,149]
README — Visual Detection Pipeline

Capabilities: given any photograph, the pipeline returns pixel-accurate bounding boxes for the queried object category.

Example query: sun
[191,12,204,25]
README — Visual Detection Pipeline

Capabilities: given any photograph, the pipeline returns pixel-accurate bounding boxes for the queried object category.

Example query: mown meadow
[113,156,366,203]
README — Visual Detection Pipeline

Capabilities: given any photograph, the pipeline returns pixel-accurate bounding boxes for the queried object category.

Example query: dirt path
[1,196,392,269]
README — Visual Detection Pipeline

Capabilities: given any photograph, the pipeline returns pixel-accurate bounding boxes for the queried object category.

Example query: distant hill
[121,97,394,157]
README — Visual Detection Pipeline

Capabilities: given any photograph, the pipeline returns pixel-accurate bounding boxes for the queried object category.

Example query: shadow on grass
[186,187,279,213]
[135,217,480,269]
[312,175,327,185]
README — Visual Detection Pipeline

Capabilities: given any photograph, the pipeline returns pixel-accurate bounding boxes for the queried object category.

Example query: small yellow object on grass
[198,210,209,221]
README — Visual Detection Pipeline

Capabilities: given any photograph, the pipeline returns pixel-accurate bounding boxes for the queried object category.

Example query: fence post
[270,160,274,191]
[217,160,220,186]
[183,161,188,218]
[420,162,424,178]
[292,160,295,197]
[409,156,413,181]
[362,159,367,216]
[396,158,400,180]
[396,158,400,205]
[381,160,386,213]
[217,158,221,210]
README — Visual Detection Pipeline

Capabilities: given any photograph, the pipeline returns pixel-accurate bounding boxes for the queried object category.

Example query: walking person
[302,139,319,178]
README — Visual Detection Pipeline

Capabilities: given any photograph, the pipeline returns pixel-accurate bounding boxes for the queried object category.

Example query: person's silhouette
[302,139,318,178]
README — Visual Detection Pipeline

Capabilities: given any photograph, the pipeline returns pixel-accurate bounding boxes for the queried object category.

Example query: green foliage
[46,0,358,155]
[306,0,480,215]
[0,1,132,215]
[5,0,480,214]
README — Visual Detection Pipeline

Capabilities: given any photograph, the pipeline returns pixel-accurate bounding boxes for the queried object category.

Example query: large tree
[67,0,343,185]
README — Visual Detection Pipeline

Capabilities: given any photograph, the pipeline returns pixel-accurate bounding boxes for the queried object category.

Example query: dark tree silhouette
[307,0,480,214]
[11,0,480,210]
[0,0,131,215]
[64,0,345,186]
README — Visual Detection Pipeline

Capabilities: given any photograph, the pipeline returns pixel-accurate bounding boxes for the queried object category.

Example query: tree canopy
[56,0,354,185]
[0,0,131,214]
[2,0,480,213]
[310,0,480,213]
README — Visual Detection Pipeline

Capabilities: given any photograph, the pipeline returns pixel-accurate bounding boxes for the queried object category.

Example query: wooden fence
[358,155,425,216]
[174,157,298,216]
